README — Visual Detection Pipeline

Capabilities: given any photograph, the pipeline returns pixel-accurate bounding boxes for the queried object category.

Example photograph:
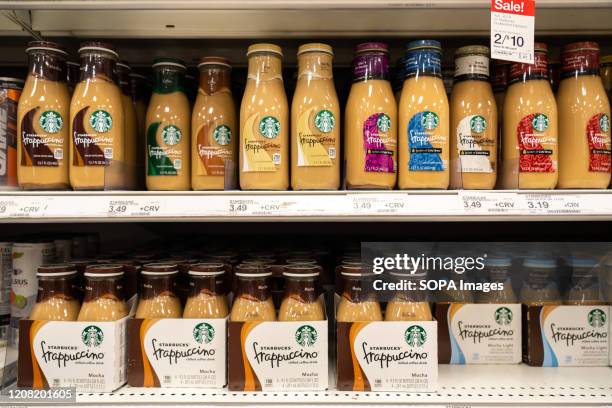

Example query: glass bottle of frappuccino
[183,262,229,318]
[29,264,80,321]
[385,270,432,321]
[18,41,71,190]
[77,264,128,321]
[70,42,125,190]
[230,263,276,321]
[115,61,138,190]
[336,264,382,322]
[565,257,606,305]
[279,264,325,321]
[476,256,517,303]
[135,263,182,318]
[519,258,561,306]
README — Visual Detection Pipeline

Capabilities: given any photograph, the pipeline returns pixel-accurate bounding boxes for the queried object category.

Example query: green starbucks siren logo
[81,325,104,348]
[295,325,318,347]
[193,322,215,344]
[494,307,513,326]
[405,325,427,348]
[39,110,63,133]
[89,110,113,133]
[532,114,549,132]
[259,116,281,139]
[315,110,335,133]
[588,309,606,328]
[213,125,232,145]
[600,114,610,132]
[470,115,487,133]
[162,125,182,146]
[377,114,391,133]
[421,111,439,130]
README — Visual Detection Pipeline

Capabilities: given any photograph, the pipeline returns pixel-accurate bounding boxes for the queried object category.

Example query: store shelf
[0,190,611,222]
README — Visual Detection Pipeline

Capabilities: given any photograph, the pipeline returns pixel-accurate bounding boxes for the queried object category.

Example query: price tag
[350,194,409,215]
[227,197,299,217]
[0,199,18,218]
[8,198,48,218]
[106,198,163,217]
[491,0,535,63]
[520,193,582,215]
[459,192,520,214]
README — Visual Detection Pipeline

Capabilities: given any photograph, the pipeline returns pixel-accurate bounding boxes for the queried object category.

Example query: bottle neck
[83,276,124,302]
[284,277,319,303]
[28,52,66,82]
[189,275,225,297]
[298,52,333,80]
[80,53,116,83]
[342,277,376,303]
[352,52,389,82]
[115,67,131,96]
[198,66,231,95]
[236,277,271,302]
[140,275,177,300]
[248,54,283,82]
[37,276,76,303]
[154,68,185,94]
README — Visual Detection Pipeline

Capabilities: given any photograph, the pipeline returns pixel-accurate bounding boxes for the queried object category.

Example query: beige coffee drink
[17,41,70,190]
[230,263,276,321]
[336,264,382,322]
[239,44,289,190]
[77,264,128,321]
[278,264,325,321]
[29,264,80,321]
[116,61,138,190]
[183,263,229,318]
[146,58,191,190]
[385,271,432,321]
[70,42,125,190]
[192,57,237,190]
[291,43,340,190]
[519,258,561,306]
[135,262,182,318]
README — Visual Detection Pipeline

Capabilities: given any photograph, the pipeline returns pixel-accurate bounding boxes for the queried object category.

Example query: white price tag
[460,192,520,214]
[491,0,535,63]
[9,198,48,218]
[227,197,297,216]
[106,198,163,217]
[350,194,409,215]
[521,193,582,215]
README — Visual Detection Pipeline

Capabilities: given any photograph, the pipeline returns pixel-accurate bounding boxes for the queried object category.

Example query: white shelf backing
[0,190,611,222]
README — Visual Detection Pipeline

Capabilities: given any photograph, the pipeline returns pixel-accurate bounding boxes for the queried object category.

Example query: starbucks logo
[494,307,513,326]
[259,116,281,139]
[600,114,610,132]
[213,125,232,146]
[295,325,318,347]
[162,125,182,146]
[315,110,335,133]
[81,325,104,348]
[89,110,113,133]
[39,110,63,133]
[421,111,439,130]
[405,325,427,348]
[377,114,391,133]
[470,115,487,133]
[588,309,606,328]
[532,114,549,132]
[193,322,215,344]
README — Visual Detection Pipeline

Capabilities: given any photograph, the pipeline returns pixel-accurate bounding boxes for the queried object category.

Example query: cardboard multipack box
[523,304,610,366]
[436,303,521,364]
[18,298,136,392]
[127,317,227,388]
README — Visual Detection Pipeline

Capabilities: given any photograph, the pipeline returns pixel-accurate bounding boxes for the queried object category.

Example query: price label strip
[491,0,535,63]
[459,191,522,215]
[520,193,612,216]
[6,197,49,218]
[106,198,164,218]
[349,194,411,215]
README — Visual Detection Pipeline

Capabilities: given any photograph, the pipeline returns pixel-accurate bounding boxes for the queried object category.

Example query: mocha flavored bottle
[77,264,128,321]
[230,263,276,321]
[557,42,611,188]
[291,43,341,190]
[70,42,125,190]
[29,264,80,321]
[476,256,517,303]
[345,43,397,189]
[18,41,71,190]
[146,58,191,190]
[385,270,432,321]
[502,43,558,189]
[183,263,229,318]
[449,45,497,189]
[519,258,561,306]
[399,40,450,189]
[115,61,138,190]
[336,264,382,322]
[239,44,289,190]
[278,264,325,321]
[135,263,182,318]
[191,57,237,190]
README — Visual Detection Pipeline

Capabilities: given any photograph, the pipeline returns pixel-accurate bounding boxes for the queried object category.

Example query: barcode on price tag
[491,0,535,63]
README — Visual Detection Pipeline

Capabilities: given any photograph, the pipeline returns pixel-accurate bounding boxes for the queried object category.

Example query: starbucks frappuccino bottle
[502,43,558,189]
[385,270,432,321]
[77,264,128,321]
[135,263,182,318]
[399,40,449,189]
[70,42,125,190]
[336,264,382,322]
[239,44,289,190]
[291,43,340,190]
[146,58,191,190]
[449,45,497,189]
[183,263,229,318]
[566,257,605,305]
[345,42,397,189]
[29,264,80,321]
[557,42,611,188]
[18,41,71,190]
[230,263,276,321]
[476,256,517,303]
[191,57,237,190]
[278,264,325,321]
[519,258,561,305]
[115,61,138,190]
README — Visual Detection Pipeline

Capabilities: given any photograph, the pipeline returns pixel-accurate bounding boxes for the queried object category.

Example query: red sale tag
[491,0,535,64]
[491,0,535,16]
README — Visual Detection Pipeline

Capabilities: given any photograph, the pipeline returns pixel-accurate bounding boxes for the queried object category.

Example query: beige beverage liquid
[135,263,182,318]
[557,42,611,188]
[278,264,325,321]
[565,258,606,305]
[519,258,561,305]
[345,42,397,189]
[183,263,229,318]
[502,43,558,189]
[291,43,340,190]
[17,41,71,190]
[239,44,289,190]
[146,58,191,190]
[29,264,80,321]
[230,264,276,321]
[336,265,382,322]
[70,42,125,190]
[78,264,128,321]
[476,257,517,303]
[399,40,449,189]
[116,61,138,190]
[191,57,237,190]
[449,45,497,189]
[385,272,432,321]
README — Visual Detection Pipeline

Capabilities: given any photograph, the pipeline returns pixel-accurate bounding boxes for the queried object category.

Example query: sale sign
[491,0,535,64]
